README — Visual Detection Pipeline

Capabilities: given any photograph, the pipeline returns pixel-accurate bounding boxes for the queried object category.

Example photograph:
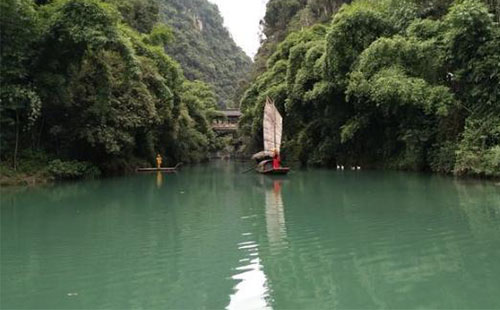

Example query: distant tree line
[241,0,499,177]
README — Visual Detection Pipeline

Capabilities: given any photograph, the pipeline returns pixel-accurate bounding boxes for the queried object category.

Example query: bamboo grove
[240,0,500,177]
[1,0,231,179]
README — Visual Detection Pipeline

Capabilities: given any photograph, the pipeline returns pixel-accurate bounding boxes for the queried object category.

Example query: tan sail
[263,97,283,154]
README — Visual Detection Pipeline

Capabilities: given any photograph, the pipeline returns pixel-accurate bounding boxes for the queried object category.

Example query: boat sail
[253,97,290,175]
[263,97,282,155]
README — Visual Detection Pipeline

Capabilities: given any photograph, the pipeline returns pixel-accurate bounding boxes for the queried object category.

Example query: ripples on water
[1,161,499,309]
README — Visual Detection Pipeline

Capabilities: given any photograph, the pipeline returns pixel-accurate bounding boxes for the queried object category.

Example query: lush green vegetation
[160,0,252,108]
[241,0,500,178]
[252,0,351,76]
[0,0,230,183]
[2,0,498,183]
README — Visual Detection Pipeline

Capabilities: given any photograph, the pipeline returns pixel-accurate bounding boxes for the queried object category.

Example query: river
[1,161,499,309]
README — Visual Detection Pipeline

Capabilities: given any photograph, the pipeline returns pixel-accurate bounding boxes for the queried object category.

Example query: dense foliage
[253,0,352,75]
[241,0,500,178]
[159,0,252,108]
[1,0,224,177]
[254,0,498,74]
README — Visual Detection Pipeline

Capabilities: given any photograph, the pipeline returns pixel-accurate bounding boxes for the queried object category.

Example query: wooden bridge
[212,110,241,133]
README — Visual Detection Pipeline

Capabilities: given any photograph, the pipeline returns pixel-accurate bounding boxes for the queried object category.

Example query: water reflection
[258,170,500,309]
[226,179,289,310]
[156,172,163,188]
[227,238,271,310]
[453,179,500,238]
[265,180,288,252]
[2,163,499,309]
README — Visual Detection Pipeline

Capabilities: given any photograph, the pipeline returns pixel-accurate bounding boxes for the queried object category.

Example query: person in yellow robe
[156,153,162,169]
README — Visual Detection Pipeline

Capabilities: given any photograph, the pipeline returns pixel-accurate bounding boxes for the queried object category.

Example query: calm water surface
[1,161,500,309]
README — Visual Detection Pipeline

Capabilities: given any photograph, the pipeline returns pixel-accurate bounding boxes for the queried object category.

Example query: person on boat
[156,153,162,169]
[272,149,281,169]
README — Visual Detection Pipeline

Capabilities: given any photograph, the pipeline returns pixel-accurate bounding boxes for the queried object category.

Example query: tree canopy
[0,0,229,177]
[240,0,500,178]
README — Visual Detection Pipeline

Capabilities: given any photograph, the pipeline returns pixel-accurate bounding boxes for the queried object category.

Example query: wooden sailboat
[253,98,290,175]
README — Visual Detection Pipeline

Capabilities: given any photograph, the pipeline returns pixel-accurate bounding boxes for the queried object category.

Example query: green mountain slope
[159,0,252,108]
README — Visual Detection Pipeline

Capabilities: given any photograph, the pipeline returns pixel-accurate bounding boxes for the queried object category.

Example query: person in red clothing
[272,149,281,169]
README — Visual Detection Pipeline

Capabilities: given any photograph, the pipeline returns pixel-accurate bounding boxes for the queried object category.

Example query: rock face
[160,0,252,108]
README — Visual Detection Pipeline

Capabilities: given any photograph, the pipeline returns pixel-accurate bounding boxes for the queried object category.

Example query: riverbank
[0,155,101,187]
[0,163,54,187]
[2,159,498,189]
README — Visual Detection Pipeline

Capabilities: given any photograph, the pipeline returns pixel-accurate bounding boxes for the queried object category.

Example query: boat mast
[273,99,277,152]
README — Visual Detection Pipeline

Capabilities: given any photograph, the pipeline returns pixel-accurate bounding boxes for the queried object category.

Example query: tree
[0,0,41,169]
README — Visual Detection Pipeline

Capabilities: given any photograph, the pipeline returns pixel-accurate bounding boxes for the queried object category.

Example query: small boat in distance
[252,98,290,175]
[136,162,182,173]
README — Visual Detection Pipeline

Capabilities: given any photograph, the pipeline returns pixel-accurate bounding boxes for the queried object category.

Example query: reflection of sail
[265,180,287,249]
[263,97,283,153]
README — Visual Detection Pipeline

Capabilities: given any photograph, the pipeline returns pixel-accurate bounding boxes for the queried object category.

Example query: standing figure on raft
[156,153,162,169]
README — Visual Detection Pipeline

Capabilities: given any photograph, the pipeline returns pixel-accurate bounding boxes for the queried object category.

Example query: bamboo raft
[136,163,182,173]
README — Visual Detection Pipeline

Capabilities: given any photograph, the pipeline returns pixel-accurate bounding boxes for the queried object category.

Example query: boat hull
[257,167,290,175]
[256,160,290,175]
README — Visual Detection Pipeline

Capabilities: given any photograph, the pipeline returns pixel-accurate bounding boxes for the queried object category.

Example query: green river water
[1,161,500,309]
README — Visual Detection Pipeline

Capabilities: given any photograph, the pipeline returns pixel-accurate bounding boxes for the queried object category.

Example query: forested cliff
[0,0,245,183]
[240,0,500,178]
[160,0,252,108]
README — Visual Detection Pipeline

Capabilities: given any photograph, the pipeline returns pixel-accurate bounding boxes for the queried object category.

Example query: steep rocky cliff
[160,0,252,108]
